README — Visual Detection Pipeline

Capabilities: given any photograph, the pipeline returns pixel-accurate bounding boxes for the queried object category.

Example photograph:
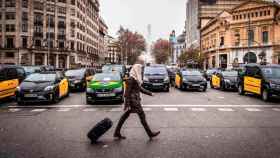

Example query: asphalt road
[1,87,280,158]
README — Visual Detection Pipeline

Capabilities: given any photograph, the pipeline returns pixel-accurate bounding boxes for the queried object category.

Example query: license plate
[97,93,115,97]
[24,94,37,98]
[192,84,200,87]
[153,83,163,86]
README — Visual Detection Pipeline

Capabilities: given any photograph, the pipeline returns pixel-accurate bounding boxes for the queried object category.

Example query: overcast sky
[100,0,186,42]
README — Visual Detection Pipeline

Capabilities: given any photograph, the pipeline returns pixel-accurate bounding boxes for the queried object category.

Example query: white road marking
[218,108,235,112]
[9,108,21,112]
[83,108,97,112]
[245,108,262,112]
[30,109,47,112]
[218,96,225,99]
[272,108,280,112]
[164,108,178,111]
[7,104,278,108]
[191,108,206,111]
[143,108,152,111]
[109,108,122,112]
[56,108,71,112]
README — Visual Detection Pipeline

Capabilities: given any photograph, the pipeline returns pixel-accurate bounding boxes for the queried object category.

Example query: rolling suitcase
[87,118,113,144]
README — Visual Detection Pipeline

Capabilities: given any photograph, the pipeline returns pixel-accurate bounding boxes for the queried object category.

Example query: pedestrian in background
[114,56,160,140]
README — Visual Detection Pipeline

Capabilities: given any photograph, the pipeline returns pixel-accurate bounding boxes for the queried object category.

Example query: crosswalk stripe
[143,108,152,111]
[56,108,71,112]
[31,109,47,112]
[245,108,262,112]
[9,108,21,112]
[83,108,97,112]
[109,108,122,112]
[164,108,178,111]
[218,108,235,112]
[272,108,280,111]
[191,108,206,111]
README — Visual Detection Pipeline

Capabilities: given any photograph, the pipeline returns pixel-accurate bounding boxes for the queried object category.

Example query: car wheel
[52,90,60,104]
[203,86,207,92]
[262,89,271,102]
[221,82,226,91]
[17,101,25,106]
[210,80,214,88]
[238,84,244,95]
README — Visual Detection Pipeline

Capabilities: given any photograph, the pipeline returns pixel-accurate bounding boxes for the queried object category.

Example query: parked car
[210,70,238,91]
[167,67,178,87]
[0,65,26,100]
[16,71,69,105]
[65,68,95,91]
[86,72,124,104]
[237,64,280,101]
[102,64,126,78]
[142,65,170,92]
[175,69,207,91]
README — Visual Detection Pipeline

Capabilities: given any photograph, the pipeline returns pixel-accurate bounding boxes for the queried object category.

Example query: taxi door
[212,74,220,88]
[244,76,261,95]
[175,73,181,88]
[59,78,69,97]
[0,68,19,99]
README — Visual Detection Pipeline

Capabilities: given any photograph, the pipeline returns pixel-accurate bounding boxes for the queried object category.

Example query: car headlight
[143,76,149,82]
[114,86,123,92]
[183,78,187,82]
[87,88,94,93]
[203,78,207,82]
[224,79,231,83]
[164,76,169,82]
[44,86,54,91]
[16,86,21,92]
[74,80,81,84]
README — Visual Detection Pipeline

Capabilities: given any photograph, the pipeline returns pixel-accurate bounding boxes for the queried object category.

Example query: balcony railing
[34,21,43,26]
[57,35,66,40]
[58,22,66,28]
[34,32,43,37]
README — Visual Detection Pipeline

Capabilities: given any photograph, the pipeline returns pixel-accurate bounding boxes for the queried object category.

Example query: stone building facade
[0,0,107,68]
[201,0,280,69]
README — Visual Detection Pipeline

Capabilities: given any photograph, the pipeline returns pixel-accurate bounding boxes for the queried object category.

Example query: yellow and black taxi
[238,64,280,101]
[0,65,26,100]
[86,72,124,104]
[175,69,207,91]
[210,70,238,91]
[16,71,69,105]
[65,68,95,91]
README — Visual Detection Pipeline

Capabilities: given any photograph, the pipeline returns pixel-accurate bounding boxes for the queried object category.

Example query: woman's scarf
[129,64,143,85]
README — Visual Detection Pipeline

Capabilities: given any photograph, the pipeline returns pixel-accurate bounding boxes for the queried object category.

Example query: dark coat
[124,77,152,113]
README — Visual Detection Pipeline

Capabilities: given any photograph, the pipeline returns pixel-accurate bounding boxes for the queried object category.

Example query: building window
[22,0,28,8]
[234,30,240,46]
[35,40,41,47]
[5,52,14,58]
[6,37,14,48]
[71,41,74,50]
[58,0,66,3]
[58,41,64,48]
[0,24,2,32]
[71,0,75,5]
[262,31,269,44]
[220,36,224,47]
[33,1,44,10]
[248,29,254,46]
[22,22,28,32]
[268,10,271,15]
[58,6,66,14]
[46,4,55,12]
[5,12,16,20]
[22,37,27,48]
[5,24,15,32]
[5,0,16,7]
[260,11,263,16]
[255,12,258,17]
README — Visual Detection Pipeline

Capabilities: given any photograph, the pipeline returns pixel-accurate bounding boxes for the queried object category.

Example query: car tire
[52,90,60,104]
[203,86,207,92]
[221,82,226,91]
[262,89,271,102]
[238,84,244,95]
[210,80,214,88]
[17,101,25,106]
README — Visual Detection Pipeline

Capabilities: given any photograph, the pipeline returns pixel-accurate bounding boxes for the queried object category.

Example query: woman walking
[114,57,160,140]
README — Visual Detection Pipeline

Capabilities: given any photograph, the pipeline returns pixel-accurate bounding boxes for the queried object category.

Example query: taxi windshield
[65,69,86,77]
[222,71,238,77]
[262,68,280,79]
[182,71,202,76]
[94,73,120,81]
[25,73,56,82]
[102,65,123,73]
